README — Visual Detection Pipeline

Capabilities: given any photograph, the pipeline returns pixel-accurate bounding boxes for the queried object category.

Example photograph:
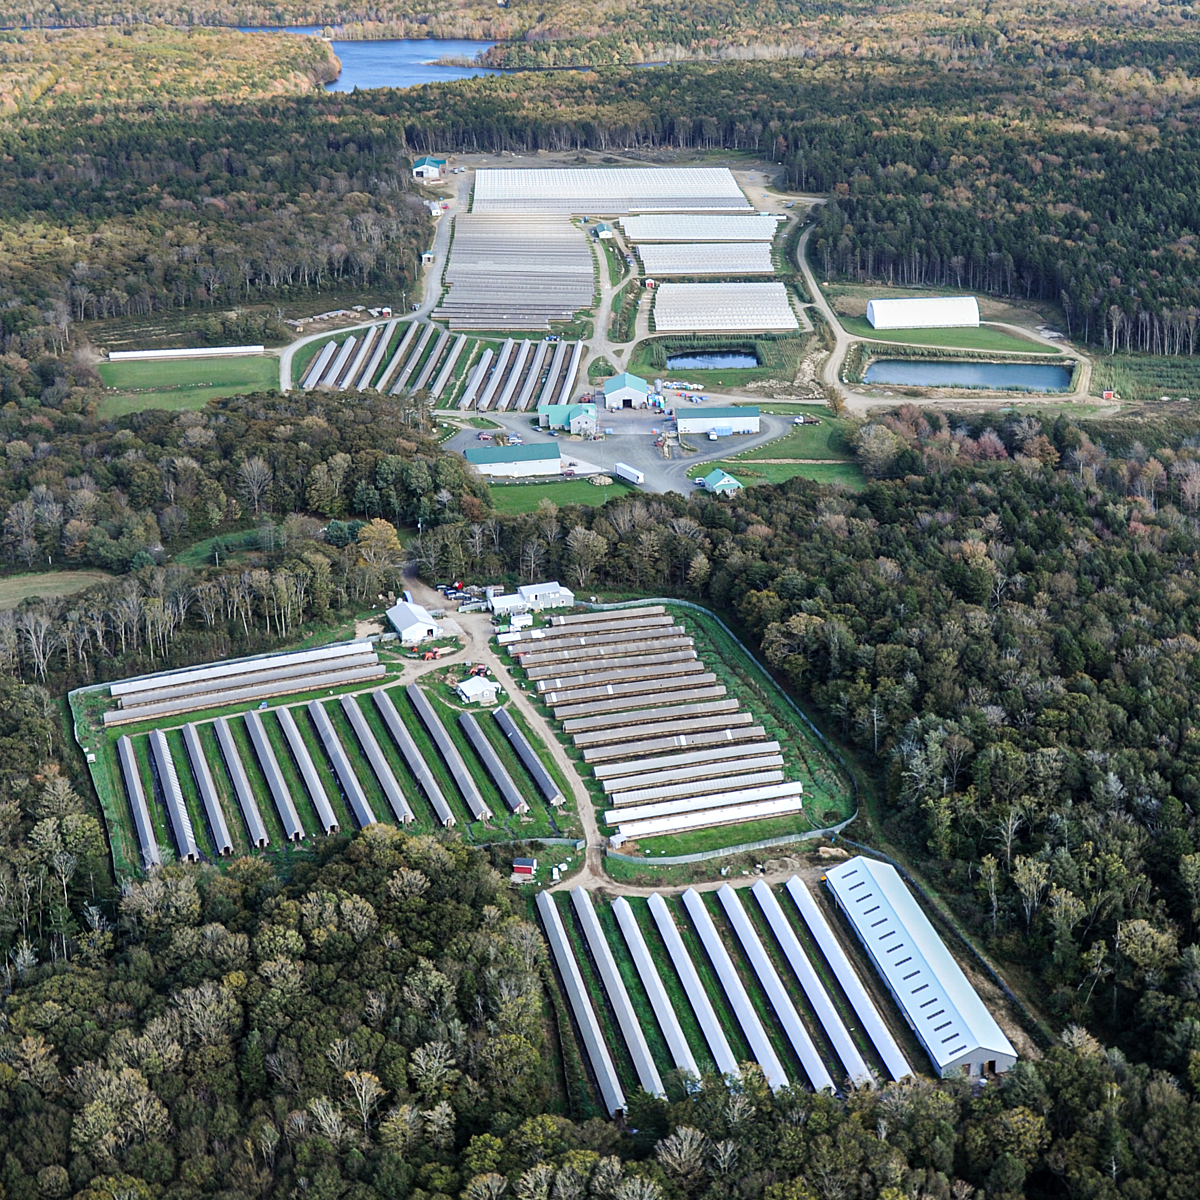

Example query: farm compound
[505,604,805,842]
[536,876,935,1116]
[96,642,567,873]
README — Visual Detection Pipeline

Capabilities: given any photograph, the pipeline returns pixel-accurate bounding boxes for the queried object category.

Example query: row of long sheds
[506,604,804,842]
[113,685,561,868]
[537,878,911,1117]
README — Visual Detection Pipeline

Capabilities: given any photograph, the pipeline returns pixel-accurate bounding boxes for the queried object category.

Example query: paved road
[443,405,792,496]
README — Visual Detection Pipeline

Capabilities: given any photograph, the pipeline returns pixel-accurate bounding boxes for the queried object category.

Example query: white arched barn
[866,296,980,329]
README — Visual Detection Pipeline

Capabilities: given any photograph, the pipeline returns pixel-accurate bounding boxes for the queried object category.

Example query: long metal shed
[550,605,666,626]
[243,710,305,842]
[393,323,437,394]
[512,614,672,643]
[457,347,494,409]
[340,696,414,824]
[373,691,456,827]
[118,653,379,709]
[583,724,766,763]
[513,626,685,658]
[606,754,784,795]
[213,718,269,848]
[103,663,385,726]
[407,686,492,821]
[718,884,833,1092]
[616,794,805,841]
[430,334,468,399]
[117,735,162,868]
[537,890,626,1118]
[527,648,696,681]
[682,888,788,1092]
[544,673,717,708]
[571,888,665,1097]
[302,341,338,389]
[376,321,419,393]
[276,706,340,834]
[612,898,699,1078]
[319,334,357,388]
[784,876,911,1082]
[343,326,379,392]
[554,685,727,721]
[606,781,804,825]
[512,339,548,410]
[307,701,378,830]
[357,318,397,389]
[111,641,374,698]
[493,706,563,807]
[148,729,199,862]
[574,711,753,748]
[413,329,451,392]
[648,893,738,1077]
[823,858,1015,1079]
[475,337,514,409]
[596,740,783,780]
[752,880,872,1087]
[607,770,786,810]
[182,722,233,855]
[520,636,695,669]
[564,698,736,734]
[537,660,705,694]
[459,713,528,814]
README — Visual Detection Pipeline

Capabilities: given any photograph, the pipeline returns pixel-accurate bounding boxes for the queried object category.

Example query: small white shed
[518,582,576,610]
[457,674,499,704]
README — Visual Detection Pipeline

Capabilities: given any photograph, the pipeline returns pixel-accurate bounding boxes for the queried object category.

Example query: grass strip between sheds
[290,703,358,835]
[552,892,640,1099]
[625,896,716,1076]
[163,727,219,861]
[196,721,253,857]
[591,895,676,1082]
[700,889,804,1088]
[262,709,324,840]
[227,716,289,849]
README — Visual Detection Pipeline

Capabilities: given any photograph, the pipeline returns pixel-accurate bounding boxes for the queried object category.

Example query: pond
[863,359,1073,392]
[240,31,501,89]
[666,351,759,370]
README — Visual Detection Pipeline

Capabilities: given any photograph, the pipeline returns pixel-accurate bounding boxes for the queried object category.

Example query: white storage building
[457,674,500,704]
[824,856,1017,1078]
[386,600,443,645]
[464,443,563,478]
[473,167,751,214]
[866,296,980,329]
[603,372,652,410]
[676,406,760,436]
[519,581,575,610]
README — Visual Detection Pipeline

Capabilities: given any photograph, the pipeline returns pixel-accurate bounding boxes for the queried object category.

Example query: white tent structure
[866,296,980,329]
[824,856,1016,1078]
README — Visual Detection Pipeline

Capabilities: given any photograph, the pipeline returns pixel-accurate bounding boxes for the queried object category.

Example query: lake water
[667,351,758,370]
[863,360,1073,392]
[240,31,501,89]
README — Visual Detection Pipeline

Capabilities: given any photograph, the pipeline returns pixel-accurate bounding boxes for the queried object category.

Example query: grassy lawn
[172,529,262,569]
[489,479,638,514]
[736,416,855,461]
[96,354,279,417]
[0,570,113,608]
[689,459,865,489]
[838,317,1057,354]
[1091,353,1200,402]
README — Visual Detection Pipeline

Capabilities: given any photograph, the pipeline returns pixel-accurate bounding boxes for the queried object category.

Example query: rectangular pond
[666,351,758,370]
[863,359,1073,391]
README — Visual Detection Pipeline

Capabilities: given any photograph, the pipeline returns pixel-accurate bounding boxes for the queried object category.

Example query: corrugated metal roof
[825,857,1016,1075]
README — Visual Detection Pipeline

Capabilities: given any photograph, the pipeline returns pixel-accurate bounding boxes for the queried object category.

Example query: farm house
[538,402,597,435]
[385,600,443,645]
[518,581,576,610]
[700,468,743,493]
[457,675,499,704]
[866,296,980,329]
[464,443,562,478]
[603,372,652,410]
[824,856,1017,1078]
[676,407,760,436]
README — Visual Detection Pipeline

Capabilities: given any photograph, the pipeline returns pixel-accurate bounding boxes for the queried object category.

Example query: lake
[240,31,501,89]
[863,359,1073,392]
[667,351,758,370]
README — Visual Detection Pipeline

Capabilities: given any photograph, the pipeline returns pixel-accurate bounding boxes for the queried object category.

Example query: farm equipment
[422,648,444,661]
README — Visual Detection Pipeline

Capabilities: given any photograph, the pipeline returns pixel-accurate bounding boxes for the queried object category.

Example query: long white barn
[866,295,980,329]
[824,856,1016,1079]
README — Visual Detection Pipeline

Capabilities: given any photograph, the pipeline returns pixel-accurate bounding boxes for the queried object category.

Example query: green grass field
[736,416,855,461]
[96,354,279,417]
[0,570,113,608]
[689,459,865,489]
[837,317,1057,354]
[489,479,638,514]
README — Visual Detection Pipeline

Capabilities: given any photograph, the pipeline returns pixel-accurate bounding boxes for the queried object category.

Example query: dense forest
[9,392,1200,1195]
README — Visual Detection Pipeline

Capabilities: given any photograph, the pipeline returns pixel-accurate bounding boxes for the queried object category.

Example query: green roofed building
[464,442,562,478]
[413,155,447,180]
[700,468,743,494]
[538,402,597,436]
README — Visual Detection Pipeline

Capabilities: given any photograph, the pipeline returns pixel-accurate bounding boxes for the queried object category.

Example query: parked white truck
[614,462,644,485]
